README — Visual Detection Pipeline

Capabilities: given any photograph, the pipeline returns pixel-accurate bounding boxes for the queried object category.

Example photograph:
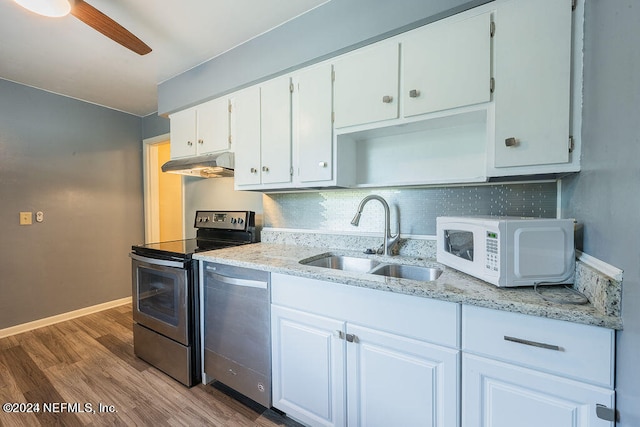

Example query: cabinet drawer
[272,273,459,348]
[462,305,614,388]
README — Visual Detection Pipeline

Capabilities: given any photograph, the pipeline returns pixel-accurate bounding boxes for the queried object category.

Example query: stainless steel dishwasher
[202,262,271,407]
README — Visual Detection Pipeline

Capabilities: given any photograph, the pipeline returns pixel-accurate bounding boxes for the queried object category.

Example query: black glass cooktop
[132,238,247,261]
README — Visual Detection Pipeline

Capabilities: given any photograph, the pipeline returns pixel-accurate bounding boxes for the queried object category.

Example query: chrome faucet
[351,195,400,256]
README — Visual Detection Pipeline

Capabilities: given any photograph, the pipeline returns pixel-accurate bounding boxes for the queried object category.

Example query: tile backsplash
[263,182,558,236]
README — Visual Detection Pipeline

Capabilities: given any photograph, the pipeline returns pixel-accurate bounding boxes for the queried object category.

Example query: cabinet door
[403,12,491,117]
[271,305,346,427]
[260,76,292,185]
[296,64,333,183]
[463,354,615,427]
[233,86,261,187]
[197,97,230,155]
[347,324,459,427]
[169,108,197,159]
[494,0,572,168]
[333,42,399,128]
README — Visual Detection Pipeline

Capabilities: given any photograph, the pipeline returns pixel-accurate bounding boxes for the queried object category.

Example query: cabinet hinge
[596,404,618,422]
[228,135,232,144]
[331,70,335,82]
[228,103,232,113]
[568,136,574,153]
[332,111,335,123]
[290,83,294,93]
[572,0,577,11]
[290,166,294,176]
[490,77,495,93]
[490,21,496,37]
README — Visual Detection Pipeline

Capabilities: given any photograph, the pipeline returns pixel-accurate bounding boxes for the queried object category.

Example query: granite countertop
[194,242,623,330]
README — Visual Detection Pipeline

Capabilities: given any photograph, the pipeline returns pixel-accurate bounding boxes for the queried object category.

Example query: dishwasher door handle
[206,271,268,289]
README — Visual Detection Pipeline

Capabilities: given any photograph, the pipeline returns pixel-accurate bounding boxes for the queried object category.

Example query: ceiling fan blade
[70,0,151,55]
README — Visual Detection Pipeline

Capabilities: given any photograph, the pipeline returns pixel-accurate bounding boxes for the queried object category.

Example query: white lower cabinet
[463,354,614,427]
[270,275,616,427]
[271,306,346,427]
[462,305,615,427]
[346,324,459,427]
[270,273,460,427]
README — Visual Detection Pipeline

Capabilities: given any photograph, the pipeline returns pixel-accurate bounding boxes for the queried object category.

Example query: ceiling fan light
[14,0,71,17]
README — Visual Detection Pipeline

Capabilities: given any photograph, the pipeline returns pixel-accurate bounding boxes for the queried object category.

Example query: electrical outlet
[36,211,44,223]
[19,212,32,225]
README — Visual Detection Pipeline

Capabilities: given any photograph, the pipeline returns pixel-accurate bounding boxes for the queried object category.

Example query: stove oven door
[131,253,190,345]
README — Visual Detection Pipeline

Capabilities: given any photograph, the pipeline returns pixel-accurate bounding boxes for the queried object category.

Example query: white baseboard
[0,297,132,339]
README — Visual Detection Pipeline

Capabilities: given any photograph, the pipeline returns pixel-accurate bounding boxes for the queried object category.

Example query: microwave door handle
[129,253,186,269]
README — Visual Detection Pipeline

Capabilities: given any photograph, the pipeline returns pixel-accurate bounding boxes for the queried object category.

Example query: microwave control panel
[485,231,499,272]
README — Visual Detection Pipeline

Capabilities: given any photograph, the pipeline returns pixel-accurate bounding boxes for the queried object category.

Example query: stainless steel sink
[301,255,380,273]
[369,264,443,281]
[300,254,442,282]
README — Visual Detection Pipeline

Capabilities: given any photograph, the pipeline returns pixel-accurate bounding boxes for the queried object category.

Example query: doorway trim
[142,133,183,243]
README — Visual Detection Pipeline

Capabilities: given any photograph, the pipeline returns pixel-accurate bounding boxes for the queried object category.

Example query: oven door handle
[129,253,186,269]
[206,271,267,289]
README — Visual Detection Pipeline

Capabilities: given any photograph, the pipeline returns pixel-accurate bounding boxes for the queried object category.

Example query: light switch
[19,212,32,225]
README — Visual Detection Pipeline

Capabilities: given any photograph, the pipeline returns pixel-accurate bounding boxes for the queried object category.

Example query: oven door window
[132,260,189,345]
[138,267,182,326]
[444,229,474,261]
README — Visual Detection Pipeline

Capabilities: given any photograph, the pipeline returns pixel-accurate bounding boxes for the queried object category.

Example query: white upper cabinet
[169,97,230,159]
[402,12,492,117]
[169,107,197,159]
[234,76,293,190]
[294,63,334,184]
[259,75,292,186]
[232,86,261,187]
[333,41,400,128]
[493,0,573,169]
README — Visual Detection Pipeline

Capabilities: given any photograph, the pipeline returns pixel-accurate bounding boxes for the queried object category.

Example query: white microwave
[436,216,575,287]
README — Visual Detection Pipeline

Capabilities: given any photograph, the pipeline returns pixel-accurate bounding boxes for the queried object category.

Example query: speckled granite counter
[194,242,623,330]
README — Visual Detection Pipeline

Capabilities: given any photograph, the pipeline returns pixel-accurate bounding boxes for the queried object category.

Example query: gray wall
[0,79,144,329]
[562,1,640,425]
[142,112,169,140]
[157,0,487,115]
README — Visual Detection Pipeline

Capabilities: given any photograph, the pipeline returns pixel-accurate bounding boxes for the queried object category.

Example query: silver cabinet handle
[382,95,393,103]
[319,161,327,168]
[262,166,269,172]
[409,89,420,98]
[198,139,204,144]
[187,141,193,146]
[504,335,563,352]
[505,137,519,147]
[345,333,359,343]
[250,167,257,174]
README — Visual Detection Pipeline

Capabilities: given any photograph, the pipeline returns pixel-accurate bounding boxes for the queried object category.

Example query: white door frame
[142,133,183,243]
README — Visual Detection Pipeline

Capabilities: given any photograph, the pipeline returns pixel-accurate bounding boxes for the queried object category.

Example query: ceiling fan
[14,0,152,55]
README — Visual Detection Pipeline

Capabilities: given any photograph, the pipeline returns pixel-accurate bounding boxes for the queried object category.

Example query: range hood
[161,152,234,178]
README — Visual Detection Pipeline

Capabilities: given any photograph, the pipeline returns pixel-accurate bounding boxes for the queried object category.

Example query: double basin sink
[299,254,442,282]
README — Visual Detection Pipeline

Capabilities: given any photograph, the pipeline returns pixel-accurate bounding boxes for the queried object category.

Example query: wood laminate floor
[0,304,302,427]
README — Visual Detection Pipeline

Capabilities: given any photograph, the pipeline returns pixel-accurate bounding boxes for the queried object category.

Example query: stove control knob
[230,218,237,224]
[237,218,244,224]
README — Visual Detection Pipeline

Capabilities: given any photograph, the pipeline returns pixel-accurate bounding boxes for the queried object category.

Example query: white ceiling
[0,0,329,116]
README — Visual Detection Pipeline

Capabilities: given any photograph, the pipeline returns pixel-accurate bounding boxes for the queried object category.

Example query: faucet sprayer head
[350,212,361,226]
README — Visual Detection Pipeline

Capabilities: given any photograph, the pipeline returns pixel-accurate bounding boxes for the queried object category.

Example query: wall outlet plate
[19,211,32,225]
[36,211,44,223]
